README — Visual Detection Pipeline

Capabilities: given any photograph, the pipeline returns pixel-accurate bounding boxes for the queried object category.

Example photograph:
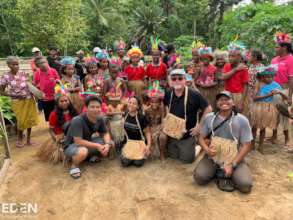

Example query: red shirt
[124,65,145,81]
[49,111,72,135]
[223,63,249,93]
[146,63,167,80]
[33,67,60,101]
[272,54,293,85]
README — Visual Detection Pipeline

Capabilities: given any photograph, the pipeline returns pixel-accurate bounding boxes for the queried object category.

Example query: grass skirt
[36,135,65,164]
[251,102,278,129]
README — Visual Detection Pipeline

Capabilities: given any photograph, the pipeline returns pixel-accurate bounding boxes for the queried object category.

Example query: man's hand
[205,145,217,158]
[224,164,233,177]
[97,144,110,156]
[235,63,247,72]
[190,125,201,136]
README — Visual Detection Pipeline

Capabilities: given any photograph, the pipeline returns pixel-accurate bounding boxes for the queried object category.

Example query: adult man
[31,47,41,74]
[220,47,249,114]
[75,50,86,81]
[47,47,62,75]
[63,96,114,179]
[159,69,212,163]
[271,32,293,150]
[193,91,253,193]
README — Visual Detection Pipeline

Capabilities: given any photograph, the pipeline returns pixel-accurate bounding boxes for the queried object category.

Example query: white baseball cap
[32,47,40,53]
[93,47,101,53]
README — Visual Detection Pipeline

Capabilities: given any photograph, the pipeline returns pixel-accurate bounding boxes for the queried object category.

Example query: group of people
[0,32,292,193]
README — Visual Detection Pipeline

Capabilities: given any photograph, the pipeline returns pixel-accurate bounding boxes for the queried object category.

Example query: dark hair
[85,61,98,74]
[128,96,143,114]
[97,59,109,69]
[60,65,76,76]
[85,95,102,107]
[34,56,47,67]
[251,49,263,62]
[279,42,293,54]
[166,44,175,54]
[55,97,78,127]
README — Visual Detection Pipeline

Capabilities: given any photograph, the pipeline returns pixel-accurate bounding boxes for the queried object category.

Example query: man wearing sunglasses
[159,69,212,163]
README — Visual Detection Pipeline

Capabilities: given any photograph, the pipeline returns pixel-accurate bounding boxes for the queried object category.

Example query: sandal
[16,141,25,148]
[215,178,235,192]
[283,144,293,153]
[69,167,81,179]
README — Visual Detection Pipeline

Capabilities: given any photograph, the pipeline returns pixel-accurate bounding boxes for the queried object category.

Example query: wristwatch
[106,140,115,147]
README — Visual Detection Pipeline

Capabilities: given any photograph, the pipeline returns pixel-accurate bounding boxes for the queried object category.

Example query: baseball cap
[32,47,40,53]
[216,91,233,100]
[170,68,186,76]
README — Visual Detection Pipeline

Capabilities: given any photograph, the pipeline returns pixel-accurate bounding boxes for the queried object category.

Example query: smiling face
[228,51,241,64]
[64,64,75,77]
[128,97,139,113]
[117,49,125,57]
[88,63,98,74]
[170,74,186,90]
[152,50,161,64]
[216,96,234,111]
[99,59,108,69]
[130,55,140,66]
[58,95,70,110]
[87,100,102,118]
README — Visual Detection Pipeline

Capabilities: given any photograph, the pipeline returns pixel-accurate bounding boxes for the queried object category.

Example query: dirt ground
[1,116,293,220]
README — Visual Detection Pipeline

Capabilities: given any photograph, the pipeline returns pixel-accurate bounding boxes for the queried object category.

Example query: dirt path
[1,117,293,220]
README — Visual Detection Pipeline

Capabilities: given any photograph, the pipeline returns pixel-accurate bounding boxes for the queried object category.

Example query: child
[106,79,126,153]
[84,61,103,97]
[60,57,84,113]
[251,65,287,153]
[144,81,165,160]
[37,86,77,163]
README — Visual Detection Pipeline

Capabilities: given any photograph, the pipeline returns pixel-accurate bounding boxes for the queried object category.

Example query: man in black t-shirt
[159,69,212,163]
[64,96,114,179]
[47,47,62,75]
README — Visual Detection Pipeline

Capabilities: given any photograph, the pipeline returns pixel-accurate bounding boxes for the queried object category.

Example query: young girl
[195,47,218,108]
[37,87,77,163]
[251,65,287,153]
[145,81,165,160]
[84,61,103,97]
[121,96,151,167]
[0,56,39,147]
[106,80,126,153]
[60,57,84,113]
[96,50,110,81]
[124,46,145,98]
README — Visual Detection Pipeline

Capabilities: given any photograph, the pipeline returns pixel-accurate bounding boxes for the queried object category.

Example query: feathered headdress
[54,81,68,100]
[191,41,204,49]
[114,39,126,51]
[146,80,164,99]
[227,35,246,53]
[256,64,278,77]
[61,56,76,65]
[274,32,291,44]
[127,44,143,58]
[150,36,161,52]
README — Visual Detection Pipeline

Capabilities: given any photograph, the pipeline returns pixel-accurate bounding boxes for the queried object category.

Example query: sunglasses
[171,76,184,81]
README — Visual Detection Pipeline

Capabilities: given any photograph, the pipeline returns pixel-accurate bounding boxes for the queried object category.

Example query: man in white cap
[159,69,212,163]
[31,47,42,73]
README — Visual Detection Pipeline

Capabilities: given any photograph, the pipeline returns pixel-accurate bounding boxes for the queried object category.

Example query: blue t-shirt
[257,81,282,102]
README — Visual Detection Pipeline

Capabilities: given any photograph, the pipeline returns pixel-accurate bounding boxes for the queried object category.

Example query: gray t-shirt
[201,112,253,148]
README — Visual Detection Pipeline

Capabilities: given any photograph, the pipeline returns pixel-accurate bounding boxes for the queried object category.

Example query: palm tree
[129,0,166,49]
[89,0,117,27]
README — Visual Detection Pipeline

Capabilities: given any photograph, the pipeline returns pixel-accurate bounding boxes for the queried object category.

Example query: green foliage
[16,0,89,55]
[0,96,16,125]
[218,2,293,61]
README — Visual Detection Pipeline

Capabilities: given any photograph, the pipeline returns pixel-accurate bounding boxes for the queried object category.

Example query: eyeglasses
[171,76,184,81]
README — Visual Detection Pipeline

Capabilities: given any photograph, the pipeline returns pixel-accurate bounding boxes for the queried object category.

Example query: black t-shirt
[47,56,62,74]
[163,87,208,138]
[64,114,107,147]
[124,113,149,141]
